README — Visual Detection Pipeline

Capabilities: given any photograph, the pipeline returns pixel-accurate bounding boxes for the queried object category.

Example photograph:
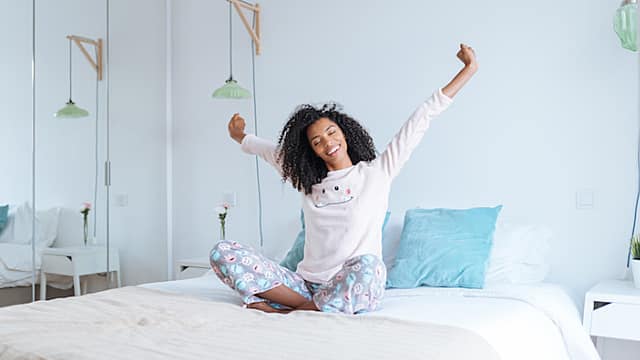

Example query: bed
[0,204,73,299]
[0,271,600,360]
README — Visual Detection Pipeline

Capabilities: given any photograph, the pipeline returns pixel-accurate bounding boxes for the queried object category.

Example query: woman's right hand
[228,113,246,144]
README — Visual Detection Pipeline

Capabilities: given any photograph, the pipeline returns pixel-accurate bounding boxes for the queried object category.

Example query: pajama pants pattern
[209,240,386,314]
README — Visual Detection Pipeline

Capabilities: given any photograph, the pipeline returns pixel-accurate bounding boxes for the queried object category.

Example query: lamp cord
[250,11,264,250]
[627,89,640,267]
[93,46,100,241]
[68,38,72,101]
[228,1,233,80]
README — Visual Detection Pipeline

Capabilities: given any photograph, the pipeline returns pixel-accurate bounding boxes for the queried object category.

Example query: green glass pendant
[614,0,638,52]
[55,100,89,118]
[212,78,251,99]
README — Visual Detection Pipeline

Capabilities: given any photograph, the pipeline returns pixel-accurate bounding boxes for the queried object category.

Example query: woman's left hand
[456,43,477,69]
[441,43,478,98]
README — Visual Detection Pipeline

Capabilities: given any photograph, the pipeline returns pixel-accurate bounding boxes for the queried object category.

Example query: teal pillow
[280,210,306,272]
[386,205,502,289]
[0,205,8,234]
[280,210,391,272]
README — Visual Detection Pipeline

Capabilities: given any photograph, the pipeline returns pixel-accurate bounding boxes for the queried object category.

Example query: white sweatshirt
[241,89,453,283]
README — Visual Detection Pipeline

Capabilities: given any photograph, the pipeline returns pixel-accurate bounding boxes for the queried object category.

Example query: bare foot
[245,302,292,314]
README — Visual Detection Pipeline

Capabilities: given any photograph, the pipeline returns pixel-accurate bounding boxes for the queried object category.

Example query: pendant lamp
[212,1,251,99]
[614,0,638,52]
[55,38,89,118]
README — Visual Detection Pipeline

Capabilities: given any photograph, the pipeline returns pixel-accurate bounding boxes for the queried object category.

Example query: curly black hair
[276,103,377,195]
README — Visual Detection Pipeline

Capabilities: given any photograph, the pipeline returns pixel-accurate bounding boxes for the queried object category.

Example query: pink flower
[80,202,91,217]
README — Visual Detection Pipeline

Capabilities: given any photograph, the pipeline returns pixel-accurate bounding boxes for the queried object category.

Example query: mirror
[0,0,113,306]
[35,0,113,300]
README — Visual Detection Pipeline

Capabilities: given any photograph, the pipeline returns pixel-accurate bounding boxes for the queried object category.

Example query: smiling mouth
[314,196,354,208]
[326,145,340,157]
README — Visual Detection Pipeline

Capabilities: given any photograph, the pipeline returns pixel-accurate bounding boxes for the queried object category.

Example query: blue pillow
[280,210,391,272]
[0,205,8,234]
[386,205,502,289]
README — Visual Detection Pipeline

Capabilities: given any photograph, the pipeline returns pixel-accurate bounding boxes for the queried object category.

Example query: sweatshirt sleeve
[240,134,283,175]
[378,89,453,180]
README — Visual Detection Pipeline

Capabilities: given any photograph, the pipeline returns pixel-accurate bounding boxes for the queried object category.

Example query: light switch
[576,189,594,209]
[115,193,129,207]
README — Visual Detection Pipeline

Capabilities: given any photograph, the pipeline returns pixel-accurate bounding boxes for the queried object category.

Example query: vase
[83,218,89,246]
[632,259,640,288]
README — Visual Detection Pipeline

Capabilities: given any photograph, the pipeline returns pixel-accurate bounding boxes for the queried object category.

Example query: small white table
[175,257,211,280]
[583,280,640,344]
[40,246,121,299]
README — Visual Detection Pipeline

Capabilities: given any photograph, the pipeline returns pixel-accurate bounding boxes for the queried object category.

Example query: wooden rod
[232,0,261,55]
[97,39,103,80]
[67,35,103,80]
[228,0,258,12]
[67,35,98,46]
[73,38,98,72]
[255,4,261,55]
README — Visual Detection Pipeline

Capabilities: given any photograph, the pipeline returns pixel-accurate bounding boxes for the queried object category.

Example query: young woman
[211,43,477,314]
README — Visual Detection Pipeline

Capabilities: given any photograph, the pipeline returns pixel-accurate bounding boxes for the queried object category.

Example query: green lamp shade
[55,100,89,118]
[614,2,638,52]
[212,79,251,99]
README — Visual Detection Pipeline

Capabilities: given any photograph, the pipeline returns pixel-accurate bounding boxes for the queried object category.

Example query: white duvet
[143,273,600,360]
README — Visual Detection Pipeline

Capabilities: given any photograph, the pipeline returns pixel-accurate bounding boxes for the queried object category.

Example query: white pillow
[484,221,551,286]
[0,203,60,248]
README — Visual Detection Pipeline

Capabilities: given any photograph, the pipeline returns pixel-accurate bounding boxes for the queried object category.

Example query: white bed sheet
[142,272,599,360]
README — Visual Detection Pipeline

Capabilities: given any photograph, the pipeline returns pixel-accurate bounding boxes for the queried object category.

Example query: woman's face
[306,117,351,170]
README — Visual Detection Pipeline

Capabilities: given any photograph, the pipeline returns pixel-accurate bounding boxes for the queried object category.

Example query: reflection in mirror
[35,0,114,301]
[0,0,114,306]
[0,0,36,306]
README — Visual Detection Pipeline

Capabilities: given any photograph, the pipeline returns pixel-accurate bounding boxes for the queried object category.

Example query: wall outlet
[223,192,237,207]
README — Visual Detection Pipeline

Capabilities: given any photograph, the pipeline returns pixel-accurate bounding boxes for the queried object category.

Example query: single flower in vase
[80,202,91,246]
[215,203,230,240]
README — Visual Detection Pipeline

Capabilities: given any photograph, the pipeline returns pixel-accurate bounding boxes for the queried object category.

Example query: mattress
[142,272,600,360]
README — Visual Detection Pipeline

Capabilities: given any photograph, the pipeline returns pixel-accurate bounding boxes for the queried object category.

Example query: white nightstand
[40,246,121,299]
[175,257,211,280]
[583,280,640,345]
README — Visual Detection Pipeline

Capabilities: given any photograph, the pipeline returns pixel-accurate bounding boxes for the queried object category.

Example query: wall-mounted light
[212,0,261,99]
[614,0,638,52]
[55,35,103,118]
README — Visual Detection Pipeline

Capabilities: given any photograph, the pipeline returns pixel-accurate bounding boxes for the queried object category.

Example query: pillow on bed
[280,210,306,272]
[0,203,59,247]
[280,210,391,272]
[0,205,8,234]
[484,220,551,285]
[386,206,502,289]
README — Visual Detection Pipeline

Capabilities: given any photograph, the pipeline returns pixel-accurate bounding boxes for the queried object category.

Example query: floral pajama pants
[209,240,387,314]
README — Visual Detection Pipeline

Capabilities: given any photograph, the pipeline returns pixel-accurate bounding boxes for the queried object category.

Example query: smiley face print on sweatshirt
[312,182,354,208]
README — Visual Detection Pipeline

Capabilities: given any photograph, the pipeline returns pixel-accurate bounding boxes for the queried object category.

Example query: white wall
[107,0,168,286]
[172,0,638,301]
